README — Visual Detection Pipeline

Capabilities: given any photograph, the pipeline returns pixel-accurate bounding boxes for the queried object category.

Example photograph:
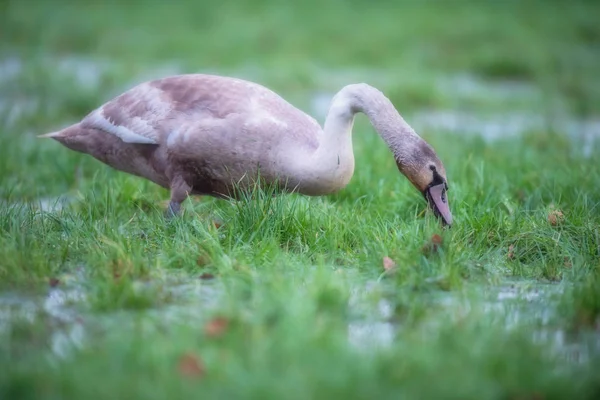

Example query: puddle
[0,56,22,83]
[348,281,395,349]
[44,286,87,357]
[347,280,599,364]
[56,56,114,90]
[0,282,85,358]
[1,275,598,364]
[0,274,224,359]
[436,74,542,101]
[1,195,76,215]
[480,283,600,364]
[411,109,600,148]
[348,321,395,349]
[0,98,40,128]
[35,195,75,213]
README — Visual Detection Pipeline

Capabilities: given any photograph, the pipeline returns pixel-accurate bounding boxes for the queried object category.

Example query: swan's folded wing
[78,74,321,148]
[79,82,173,145]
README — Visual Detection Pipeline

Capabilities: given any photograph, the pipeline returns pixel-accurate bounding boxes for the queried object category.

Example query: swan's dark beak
[425,183,453,226]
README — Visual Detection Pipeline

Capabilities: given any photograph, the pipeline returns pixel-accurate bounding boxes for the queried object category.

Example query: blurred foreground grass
[1,1,600,399]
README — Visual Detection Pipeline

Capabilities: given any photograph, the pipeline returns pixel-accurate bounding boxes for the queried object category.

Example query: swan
[40,74,452,225]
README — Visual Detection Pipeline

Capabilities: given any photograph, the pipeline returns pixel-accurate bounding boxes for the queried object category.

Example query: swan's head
[396,142,453,226]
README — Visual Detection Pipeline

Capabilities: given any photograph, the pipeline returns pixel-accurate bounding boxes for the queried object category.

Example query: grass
[1,0,600,399]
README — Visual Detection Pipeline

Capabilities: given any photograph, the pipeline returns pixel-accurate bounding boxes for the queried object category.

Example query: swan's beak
[425,183,453,226]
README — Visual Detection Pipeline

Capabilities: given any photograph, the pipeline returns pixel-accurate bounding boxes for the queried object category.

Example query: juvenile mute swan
[40,74,452,225]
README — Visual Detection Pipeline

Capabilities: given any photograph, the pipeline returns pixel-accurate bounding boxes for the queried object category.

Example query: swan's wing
[79,80,181,145]
[79,74,321,147]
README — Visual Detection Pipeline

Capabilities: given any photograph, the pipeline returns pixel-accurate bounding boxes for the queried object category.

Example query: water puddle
[411,110,600,154]
[1,275,598,365]
[1,195,76,215]
[0,273,224,359]
[0,283,85,358]
[348,280,395,349]
[436,74,542,101]
[347,280,599,363]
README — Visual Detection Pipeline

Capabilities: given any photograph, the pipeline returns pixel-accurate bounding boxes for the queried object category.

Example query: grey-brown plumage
[40,74,453,224]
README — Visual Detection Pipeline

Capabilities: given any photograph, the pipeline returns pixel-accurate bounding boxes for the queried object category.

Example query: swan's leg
[166,176,192,218]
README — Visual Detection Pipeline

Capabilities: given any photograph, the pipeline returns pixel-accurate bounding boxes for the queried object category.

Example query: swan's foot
[165,175,191,219]
[165,201,181,219]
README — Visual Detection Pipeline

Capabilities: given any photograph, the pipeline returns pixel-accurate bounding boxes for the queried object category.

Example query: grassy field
[1,0,600,399]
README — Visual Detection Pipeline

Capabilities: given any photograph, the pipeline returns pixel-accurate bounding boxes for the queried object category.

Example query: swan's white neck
[298,83,422,195]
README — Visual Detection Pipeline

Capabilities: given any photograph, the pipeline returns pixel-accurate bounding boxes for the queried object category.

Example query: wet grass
[1,0,600,399]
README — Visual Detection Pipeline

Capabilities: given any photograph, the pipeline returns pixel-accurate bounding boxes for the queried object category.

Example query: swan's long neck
[302,84,421,194]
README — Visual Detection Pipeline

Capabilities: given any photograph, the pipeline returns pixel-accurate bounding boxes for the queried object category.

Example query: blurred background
[2,0,599,130]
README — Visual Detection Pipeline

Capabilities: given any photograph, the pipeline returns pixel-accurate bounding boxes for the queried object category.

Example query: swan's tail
[37,123,80,139]
[37,131,62,138]
[37,123,90,153]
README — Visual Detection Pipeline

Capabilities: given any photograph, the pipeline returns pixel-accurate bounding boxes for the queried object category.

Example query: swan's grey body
[41,74,452,224]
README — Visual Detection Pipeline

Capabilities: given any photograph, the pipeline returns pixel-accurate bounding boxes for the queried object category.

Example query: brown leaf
[199,272,215,280]
[431,234,443,245]
[548,209,564,226]
[382,256,396,271]
[205,317,229,338]
[178,352,205,379]
[212,218,223,229]
[49,277,60,287]
[507,244,515,260]
[422,234,443,255]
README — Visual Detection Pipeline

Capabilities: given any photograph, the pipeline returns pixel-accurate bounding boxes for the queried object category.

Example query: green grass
[1,0,600,399]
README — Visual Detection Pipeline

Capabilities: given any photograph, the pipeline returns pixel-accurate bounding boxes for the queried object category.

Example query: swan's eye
[429,165,436,171]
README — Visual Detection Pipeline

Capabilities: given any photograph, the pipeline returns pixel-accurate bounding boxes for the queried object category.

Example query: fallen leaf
[178,352,205,379]
[199,272,215,280]
[212,219,223,229]
[49,277,60,287]
[507,244,515,260]
[205,317,229,338]
[382,256,396,271]
[563,257,572,268]
[548,209,564,226]
[431,234,443,246]
[422,234,443,255]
